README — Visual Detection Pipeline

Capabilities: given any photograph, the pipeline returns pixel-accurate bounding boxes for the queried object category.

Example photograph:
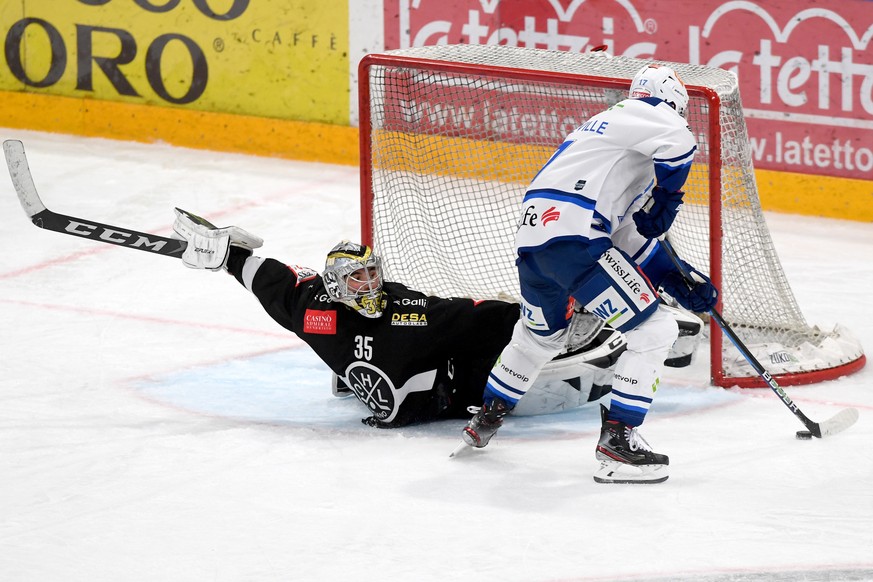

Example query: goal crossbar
[358,44,865,388]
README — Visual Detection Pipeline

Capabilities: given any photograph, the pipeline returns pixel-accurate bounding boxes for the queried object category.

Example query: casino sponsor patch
[303,309,337,334]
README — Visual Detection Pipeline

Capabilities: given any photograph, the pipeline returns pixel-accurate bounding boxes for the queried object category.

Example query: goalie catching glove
[172,208,263,271]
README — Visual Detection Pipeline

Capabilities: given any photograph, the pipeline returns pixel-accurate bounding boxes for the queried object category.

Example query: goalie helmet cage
[358,44,865,388]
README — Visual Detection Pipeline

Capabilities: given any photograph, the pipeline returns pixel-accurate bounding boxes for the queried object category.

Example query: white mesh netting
[359,44,864,386]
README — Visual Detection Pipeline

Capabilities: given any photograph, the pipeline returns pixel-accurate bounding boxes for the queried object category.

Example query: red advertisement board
[380,68,608,144]
[384,0,873,181]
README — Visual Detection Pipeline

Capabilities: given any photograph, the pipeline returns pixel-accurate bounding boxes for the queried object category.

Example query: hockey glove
[632,187,684,239]
[660,260,719,313]
[173,208,263,271]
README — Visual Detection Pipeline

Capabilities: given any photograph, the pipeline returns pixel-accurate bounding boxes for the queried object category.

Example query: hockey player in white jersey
[460,63,718,484]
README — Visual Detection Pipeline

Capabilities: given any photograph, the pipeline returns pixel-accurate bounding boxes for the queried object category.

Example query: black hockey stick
[661,237,858,439]
[3,139,186,258]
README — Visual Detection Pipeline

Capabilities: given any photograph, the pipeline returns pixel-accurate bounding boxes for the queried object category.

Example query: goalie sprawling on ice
[172,209,701,428]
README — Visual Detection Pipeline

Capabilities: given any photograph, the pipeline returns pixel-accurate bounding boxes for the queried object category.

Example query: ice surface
[1,129,871,582]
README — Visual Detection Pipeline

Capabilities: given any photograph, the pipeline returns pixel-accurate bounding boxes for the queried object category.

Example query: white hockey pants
[608,305,679,426]
[483,320,567,406]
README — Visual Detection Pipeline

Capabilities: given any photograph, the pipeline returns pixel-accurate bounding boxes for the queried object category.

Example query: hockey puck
[795,430,813,440]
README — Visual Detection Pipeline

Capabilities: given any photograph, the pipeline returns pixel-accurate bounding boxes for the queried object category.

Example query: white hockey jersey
[515,97,697,263]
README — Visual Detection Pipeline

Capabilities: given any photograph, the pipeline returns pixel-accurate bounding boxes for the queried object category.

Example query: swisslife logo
[520,204,561,228]
[541,206,561,225]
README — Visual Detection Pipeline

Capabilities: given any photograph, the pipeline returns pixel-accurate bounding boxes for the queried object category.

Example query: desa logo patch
[391,312,428,326]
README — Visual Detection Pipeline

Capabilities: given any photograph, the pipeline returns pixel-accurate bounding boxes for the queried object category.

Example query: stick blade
[3,139,47,218]
[449,440,471,458]
[816,407,859,438]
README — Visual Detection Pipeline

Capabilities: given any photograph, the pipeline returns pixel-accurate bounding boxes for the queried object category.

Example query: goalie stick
[3,139,187,258]
[661,237,859,440]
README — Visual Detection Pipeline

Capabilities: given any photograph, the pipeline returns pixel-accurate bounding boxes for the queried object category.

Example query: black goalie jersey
[226,253,519,427]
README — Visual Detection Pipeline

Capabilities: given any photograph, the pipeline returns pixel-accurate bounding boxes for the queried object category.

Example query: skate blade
[593,460,669,484]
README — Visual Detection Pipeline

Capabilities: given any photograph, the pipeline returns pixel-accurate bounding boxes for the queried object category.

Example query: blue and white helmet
[323,241,385,318]
[629,64,689,117]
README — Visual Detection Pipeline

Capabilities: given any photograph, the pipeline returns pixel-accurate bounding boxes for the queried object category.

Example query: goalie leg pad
[332,373,353,397]
[562,307,606,355]
[661,304,704,368]
[513,326,625,415]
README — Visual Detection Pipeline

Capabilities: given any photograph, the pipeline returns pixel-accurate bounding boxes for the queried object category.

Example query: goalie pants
[485,240,678,426]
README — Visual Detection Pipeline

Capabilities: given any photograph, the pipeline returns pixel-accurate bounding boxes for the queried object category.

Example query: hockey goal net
[358,44,865,388]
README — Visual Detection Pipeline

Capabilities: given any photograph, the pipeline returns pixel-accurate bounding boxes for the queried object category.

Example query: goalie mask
[629,64,689,118]
[323,241,385,318]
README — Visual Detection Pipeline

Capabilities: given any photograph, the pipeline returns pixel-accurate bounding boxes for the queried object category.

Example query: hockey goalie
[172,208,703,427]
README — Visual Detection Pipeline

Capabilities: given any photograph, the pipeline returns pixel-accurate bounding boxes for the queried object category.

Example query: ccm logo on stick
[64,219,179,253]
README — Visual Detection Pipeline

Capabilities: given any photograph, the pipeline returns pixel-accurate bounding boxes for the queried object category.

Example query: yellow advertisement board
[0,0,349,125]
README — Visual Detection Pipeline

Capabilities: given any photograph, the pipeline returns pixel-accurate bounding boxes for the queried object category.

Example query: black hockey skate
[461,398,512,448]
[594,405,669,484]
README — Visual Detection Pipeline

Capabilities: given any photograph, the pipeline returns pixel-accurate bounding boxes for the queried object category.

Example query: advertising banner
[384,0,873,182]
[0,0,349,124]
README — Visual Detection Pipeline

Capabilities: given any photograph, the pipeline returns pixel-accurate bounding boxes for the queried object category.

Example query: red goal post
[358,44,865,388]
